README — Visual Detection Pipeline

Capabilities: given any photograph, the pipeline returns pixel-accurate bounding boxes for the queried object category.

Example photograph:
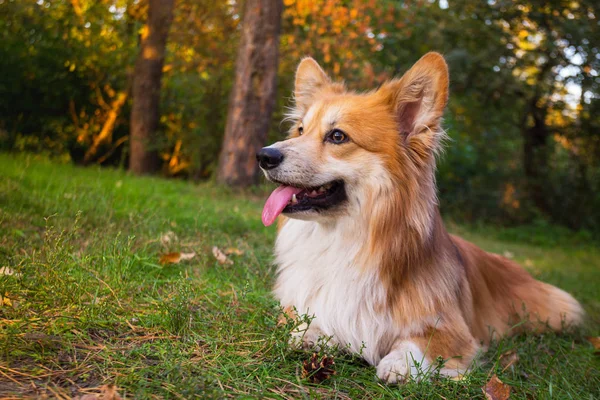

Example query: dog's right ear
[384,52,449,139]
[294,57,331,113]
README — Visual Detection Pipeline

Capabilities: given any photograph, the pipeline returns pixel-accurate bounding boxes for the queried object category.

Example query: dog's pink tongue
[262,185,302,227]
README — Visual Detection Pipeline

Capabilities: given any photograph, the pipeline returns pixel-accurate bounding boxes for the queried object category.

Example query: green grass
[0,153,598,399]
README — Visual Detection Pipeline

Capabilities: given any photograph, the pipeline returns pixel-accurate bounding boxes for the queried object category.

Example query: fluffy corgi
[256,53,584,383]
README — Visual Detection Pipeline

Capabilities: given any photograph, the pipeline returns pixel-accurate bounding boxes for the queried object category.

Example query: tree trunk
[522,96,550,214]
[129,0,174,175]
[217,0,283,187]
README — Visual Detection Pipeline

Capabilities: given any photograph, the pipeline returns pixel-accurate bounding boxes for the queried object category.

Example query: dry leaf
[499,350,519,371]
[159,251,196,265]
[224,247,244,256]
[212,246,233,265]
[483,375,511,400]
[160,231,178,245]
[586,337,600,354]
[0,266,21,277]
[1,292,13,307]
[101,384,123,400]
[502,251,514,259]
[77,384,123,400]
[277,306,297,326]
[450,374,465,381]
[524,259,534,268]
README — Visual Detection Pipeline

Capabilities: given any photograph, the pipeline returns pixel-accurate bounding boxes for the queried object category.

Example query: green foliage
[0,0,137,161]
[0,154,598,397]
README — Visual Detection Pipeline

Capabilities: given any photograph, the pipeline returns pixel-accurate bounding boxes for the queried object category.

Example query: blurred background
[1,0,599,235]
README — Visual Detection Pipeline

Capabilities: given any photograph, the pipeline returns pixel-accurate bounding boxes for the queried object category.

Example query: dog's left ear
[383,52,449,139]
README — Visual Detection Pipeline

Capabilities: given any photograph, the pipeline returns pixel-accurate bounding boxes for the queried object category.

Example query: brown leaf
[586,337,600,354]
[483,375,511,400]
[499,350,519,371]
[277,306,297,326]
[101,384,123,400]
[160,231,178,245]
[159,251,196,265]
[212,246,233,265]
[76,384,123,400]
[224,247,244,256]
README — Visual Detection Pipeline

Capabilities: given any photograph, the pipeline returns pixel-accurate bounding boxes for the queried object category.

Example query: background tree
[217,0,283,187]
[129,0,175,174]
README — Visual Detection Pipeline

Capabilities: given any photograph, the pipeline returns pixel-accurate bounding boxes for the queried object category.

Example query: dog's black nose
[256,147,284,170]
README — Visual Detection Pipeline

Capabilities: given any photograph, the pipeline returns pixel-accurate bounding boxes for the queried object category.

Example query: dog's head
[259,53,449,227]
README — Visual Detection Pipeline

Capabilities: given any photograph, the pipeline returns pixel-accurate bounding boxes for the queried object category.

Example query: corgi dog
[256,53,584,383]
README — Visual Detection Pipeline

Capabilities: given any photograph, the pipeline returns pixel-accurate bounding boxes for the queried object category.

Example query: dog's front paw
[289,323,323,350]
[376,341,427,384]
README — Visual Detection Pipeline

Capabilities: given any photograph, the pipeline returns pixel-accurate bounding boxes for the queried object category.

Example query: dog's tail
[526,281,585,331]
[452,235,584,336]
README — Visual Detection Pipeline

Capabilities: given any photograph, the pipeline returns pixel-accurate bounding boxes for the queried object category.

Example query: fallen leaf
[1,292,13,307]
[450,374,465,381]
[224,247,244,256]
[159,251,196,265]
[586,337,600,354]
[76,384,123,400]
[160,231,178,246]
[499,350,519,371]
[101,384,123,400]
[0,266,19,276]
[212,246,233,265]
[277,306,297,326]
[483,375,511,400]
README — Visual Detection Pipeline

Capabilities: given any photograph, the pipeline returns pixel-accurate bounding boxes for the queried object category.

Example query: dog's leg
[377,340,428,383]
[377,324,479,383]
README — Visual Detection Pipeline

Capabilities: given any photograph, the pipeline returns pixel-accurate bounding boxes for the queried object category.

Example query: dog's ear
[383,52,449,140]
[294,57,331,113]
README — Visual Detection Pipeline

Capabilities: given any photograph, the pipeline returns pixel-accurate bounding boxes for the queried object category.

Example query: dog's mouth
[261,180,346,226]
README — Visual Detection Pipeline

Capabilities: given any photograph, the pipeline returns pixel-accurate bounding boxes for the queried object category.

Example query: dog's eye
[326,129,348,144]
[298,125,303,135]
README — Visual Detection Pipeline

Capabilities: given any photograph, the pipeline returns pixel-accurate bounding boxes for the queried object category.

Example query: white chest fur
[273,218,403,365]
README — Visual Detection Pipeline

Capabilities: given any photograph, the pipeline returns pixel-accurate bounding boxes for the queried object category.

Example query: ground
[0,154,598,399]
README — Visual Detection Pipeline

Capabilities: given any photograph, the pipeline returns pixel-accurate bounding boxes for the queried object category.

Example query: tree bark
[522,95,550,214]
[217,0,283,187]
[129,0,174,175]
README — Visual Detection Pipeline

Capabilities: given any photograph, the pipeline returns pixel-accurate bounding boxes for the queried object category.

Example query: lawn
[0,154,598,399]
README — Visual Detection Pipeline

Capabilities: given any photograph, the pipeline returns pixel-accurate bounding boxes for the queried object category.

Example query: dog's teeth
[291,194,297,204]
[311,190,318,196]
[318,186,326,193]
